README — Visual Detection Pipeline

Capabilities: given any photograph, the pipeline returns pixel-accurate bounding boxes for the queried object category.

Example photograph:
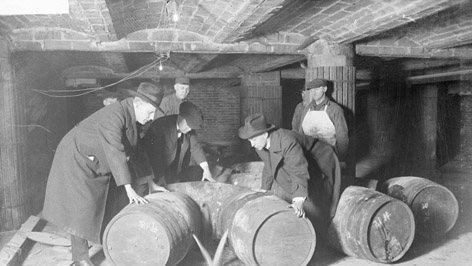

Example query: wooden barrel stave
[329,186,415,263]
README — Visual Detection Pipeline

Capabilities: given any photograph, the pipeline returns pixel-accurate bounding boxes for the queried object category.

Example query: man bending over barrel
[42,82,166,266]
[142,101,214,188]
[238,113,342,233]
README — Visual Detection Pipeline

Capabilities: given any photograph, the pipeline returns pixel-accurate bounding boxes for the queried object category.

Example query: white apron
[301,105,336,147]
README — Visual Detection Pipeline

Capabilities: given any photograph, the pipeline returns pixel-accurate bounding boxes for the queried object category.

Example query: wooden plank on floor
[0,215,42,266]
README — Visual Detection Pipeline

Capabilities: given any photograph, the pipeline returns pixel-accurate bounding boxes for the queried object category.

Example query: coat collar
[308,97,329,109]
[121,98,137,146]
[266,129,283,177]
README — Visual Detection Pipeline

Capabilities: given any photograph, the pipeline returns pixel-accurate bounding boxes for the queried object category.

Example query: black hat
[128,82,164,109]
[305,78,329,90]
[238,113,276,140]
[179,101,203,130]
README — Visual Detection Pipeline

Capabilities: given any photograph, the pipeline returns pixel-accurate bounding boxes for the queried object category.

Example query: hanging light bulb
[159,61,163,71]
[172,12,180,22]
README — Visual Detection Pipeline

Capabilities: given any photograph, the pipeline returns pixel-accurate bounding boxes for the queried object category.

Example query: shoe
[72,259,95,266]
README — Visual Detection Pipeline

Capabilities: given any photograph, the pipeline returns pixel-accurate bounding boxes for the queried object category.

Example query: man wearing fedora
[42,82,165,266]
[239,113,342,233]
[292,78,349,161]
[159,76,191,117]
[143,101,215,187]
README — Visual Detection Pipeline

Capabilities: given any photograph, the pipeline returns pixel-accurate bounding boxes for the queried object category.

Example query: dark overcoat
[42,98,138,243]
[256,128,341,218]
[143,115,206,183]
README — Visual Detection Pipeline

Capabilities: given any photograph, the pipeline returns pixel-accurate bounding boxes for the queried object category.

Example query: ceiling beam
[11,38,304,54]
[407,68,472,84]
[356,45,472,60]
[400,59,463,71]
[250,55,305,72]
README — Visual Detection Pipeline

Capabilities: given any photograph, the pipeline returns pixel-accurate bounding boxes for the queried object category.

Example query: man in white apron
[292,79,349,161]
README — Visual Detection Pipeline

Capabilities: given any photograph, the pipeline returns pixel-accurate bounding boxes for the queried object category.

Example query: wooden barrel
[230,195,316,266]
[328,186,415,263]
[381,176,459,238]
[168,182,316,266]
[102,192,201,266]
[229,161,264,190]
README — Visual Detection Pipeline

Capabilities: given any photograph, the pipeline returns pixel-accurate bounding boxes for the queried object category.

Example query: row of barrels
[102,182,316,266]
[102,175,458,265]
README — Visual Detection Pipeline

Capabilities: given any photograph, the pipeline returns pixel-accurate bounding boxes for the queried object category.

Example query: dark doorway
[281,79,304,129]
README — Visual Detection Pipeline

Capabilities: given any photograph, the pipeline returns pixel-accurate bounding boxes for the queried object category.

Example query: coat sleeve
[281,137,309,198]
[291,103,303,132]
[97,110,132,186]
[256,150,274,191]
[330,104,349,161]
[189,132,206,164]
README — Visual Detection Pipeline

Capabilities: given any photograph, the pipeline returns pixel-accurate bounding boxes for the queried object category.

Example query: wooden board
[0,215,42,266]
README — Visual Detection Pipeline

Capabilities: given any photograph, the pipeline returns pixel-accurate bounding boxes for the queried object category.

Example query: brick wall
[160,78,242,158]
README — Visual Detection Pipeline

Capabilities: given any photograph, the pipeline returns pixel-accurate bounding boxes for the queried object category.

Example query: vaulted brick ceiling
[0,0,471,74]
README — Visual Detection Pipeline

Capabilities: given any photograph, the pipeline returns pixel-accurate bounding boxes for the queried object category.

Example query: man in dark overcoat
[42,82,164,266]
[143,101,215,187]
[239,113,342,234]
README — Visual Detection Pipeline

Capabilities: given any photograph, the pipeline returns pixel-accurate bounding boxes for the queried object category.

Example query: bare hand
[124,184,148,205]
[289,198,305,218]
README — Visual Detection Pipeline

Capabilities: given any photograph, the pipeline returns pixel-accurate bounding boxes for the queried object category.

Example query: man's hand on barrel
[124,184,149,205]
[289,197,306,218]
[200,162,216,182]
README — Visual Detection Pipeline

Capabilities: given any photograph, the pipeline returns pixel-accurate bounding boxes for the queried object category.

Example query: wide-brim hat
[127,82,164,111]
[238,113,276,139]
[179,101,204,130]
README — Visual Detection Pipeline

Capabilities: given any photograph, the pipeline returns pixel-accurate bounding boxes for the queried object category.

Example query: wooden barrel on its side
[382,176,459,239]
[328,186,415,263]
[229,161,264,190]
[102,192,201,266]
[230,195,316,266]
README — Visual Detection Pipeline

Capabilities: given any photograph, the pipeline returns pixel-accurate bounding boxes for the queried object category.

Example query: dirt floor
[1,161,471,266]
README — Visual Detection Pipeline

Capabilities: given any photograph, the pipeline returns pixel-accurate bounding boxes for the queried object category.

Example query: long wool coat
[42,98,138,243]
[256,128,342,218]
[142,115,206,183]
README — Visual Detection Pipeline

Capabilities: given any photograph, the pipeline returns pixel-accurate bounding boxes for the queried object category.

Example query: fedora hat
[238,113,276,139]
[179,101,204,130]
[128,82,164,109]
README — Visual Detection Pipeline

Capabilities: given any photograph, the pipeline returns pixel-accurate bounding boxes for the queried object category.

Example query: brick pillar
[305,40,355,176]
[418,84,439,175]
[456,82,472,165]
[240,72,282,126]
[0,36,29,231]
[240,72,282,156]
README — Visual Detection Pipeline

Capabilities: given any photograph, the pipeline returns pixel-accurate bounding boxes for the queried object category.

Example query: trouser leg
[71,235,89,261]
